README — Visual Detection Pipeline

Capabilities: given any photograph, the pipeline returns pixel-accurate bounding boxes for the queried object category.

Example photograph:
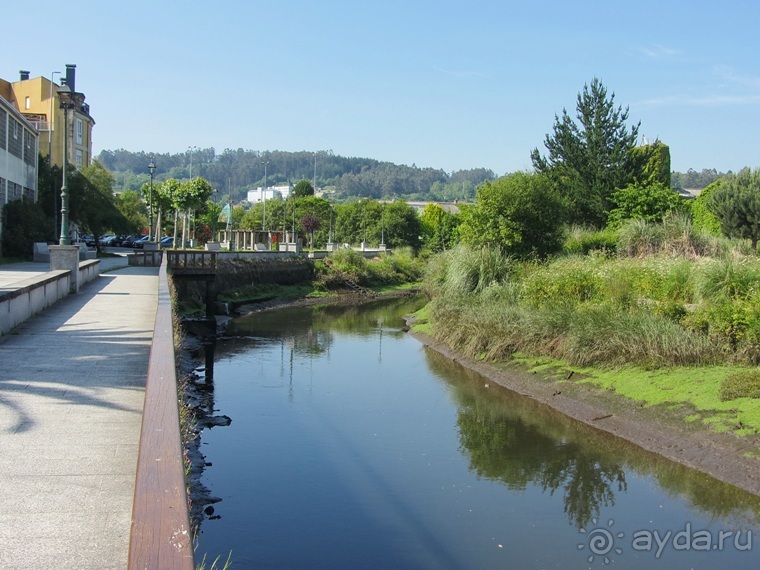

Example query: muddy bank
[408,323,760,497]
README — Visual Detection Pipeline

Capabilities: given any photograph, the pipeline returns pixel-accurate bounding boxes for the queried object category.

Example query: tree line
[97,148,497,203]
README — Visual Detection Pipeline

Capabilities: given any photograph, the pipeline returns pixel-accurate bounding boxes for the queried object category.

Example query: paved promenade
[0,257,158,569]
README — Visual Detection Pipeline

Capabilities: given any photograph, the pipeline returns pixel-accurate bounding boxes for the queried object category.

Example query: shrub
[327,248,369,283]
[690,179,723,235]
[521,257,602,307]
[719,370,760,401]
[607,181,685,228]
[458,172,566,258]
[563,225,618,256]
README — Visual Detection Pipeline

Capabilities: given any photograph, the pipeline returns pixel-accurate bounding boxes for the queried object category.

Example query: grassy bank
[419,231,760,438]
[211,247,425,309]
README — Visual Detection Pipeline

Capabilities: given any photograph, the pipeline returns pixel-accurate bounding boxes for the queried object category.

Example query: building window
[76,118,83,145]
[76,149,83,168]
[23,129,37,166]
[8,118,22,158]
[25,96,30,110]
[0,108,6,150]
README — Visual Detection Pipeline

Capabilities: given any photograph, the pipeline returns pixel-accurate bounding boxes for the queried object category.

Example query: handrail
[128,255,194,569]
[166,250,216,274]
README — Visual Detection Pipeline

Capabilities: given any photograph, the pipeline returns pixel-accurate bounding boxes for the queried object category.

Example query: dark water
[196,297,760,569]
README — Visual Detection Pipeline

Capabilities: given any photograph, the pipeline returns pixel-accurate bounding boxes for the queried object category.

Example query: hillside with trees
[97,148,496,204]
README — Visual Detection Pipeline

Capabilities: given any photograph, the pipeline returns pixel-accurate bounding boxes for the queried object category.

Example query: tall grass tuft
[426,244,513,297]
[617,212,727,258]
[697,257,760,301]
[563,225,618,256]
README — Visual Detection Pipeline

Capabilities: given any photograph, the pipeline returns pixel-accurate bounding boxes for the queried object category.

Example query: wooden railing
[128,256,194,569]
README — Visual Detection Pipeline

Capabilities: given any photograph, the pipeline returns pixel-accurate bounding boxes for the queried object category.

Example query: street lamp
[49,71,60,239]
[262,160,269,233]
[188,145,198,179]
[148,157,155,241]
[57,85,77,245]
[381,202,385,248]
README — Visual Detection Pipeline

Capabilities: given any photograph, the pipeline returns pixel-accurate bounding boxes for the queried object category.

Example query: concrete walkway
[0,259,158,569]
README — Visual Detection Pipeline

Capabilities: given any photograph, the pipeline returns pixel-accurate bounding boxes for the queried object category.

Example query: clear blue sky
[5,0,760,175]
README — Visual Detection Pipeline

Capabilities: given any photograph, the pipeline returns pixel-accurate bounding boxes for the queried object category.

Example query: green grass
[509,352,760,436]
[409,304,433,335]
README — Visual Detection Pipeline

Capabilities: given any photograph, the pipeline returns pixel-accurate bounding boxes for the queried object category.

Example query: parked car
[98,234,115,247]
[80,234,95,247]
[121,235,143,248]
[133,235,152,249]
[159,236,174,248]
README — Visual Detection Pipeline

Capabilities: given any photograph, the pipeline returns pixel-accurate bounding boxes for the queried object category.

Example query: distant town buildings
[247,185,292,203]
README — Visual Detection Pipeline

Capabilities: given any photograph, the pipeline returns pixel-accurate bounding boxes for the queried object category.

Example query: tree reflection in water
[425,347,760,530]
[440,357,626,529]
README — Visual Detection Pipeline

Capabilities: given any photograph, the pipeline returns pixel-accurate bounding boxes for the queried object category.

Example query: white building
[247,185,291,203]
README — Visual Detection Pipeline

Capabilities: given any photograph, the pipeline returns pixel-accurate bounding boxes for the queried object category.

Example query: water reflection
[197,297,760,567]
[425,348,760,529]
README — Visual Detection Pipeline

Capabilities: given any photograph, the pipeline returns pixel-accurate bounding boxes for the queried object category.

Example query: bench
[33,242,51,263]
[78,242,97,260]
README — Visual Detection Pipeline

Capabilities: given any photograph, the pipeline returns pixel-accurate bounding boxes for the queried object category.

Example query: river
[194,297,760,569]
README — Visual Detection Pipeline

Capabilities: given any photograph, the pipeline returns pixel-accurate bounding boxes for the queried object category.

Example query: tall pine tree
[531,78,640,227]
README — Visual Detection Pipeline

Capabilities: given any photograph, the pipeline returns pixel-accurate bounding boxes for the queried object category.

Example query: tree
[115,190,148,234]
[382,200,422,249]
[628,140,671,187]
[607,182,685,228]
[300,214,321,249]
[458,172,566,258]
[420,203,460,252]
[531,78,640,226]
[709,169,760,251]
[71,161,132,246]
[690,178,723,235]
[153,178,182,239]
[293,179,315,198]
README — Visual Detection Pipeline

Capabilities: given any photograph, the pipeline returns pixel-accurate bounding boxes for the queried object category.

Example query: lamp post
[212,188,219,240]
[261,160,269,232]
[381,202,385,248]
[49,71,60,239]
[148,158,155,241]
[188,145,198,179]
[57,85,77,245]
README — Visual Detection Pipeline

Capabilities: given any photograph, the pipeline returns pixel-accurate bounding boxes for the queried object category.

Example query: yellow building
[0,65,95,169]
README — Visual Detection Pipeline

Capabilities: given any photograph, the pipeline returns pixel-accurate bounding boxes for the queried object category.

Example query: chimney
[19,70,30,81]
[62,64,76,92]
